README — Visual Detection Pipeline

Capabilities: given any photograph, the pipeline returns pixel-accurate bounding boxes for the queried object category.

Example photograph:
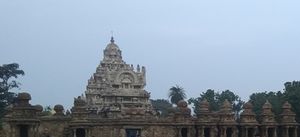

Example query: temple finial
[110,31,114,43]
[110,36,114,43]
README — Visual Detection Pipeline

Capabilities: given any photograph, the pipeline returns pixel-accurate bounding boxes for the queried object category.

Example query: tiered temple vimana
[2,37,299,137]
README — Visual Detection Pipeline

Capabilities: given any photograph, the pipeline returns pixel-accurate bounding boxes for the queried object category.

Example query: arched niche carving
[116,72,136,89]
[116,71,135,81]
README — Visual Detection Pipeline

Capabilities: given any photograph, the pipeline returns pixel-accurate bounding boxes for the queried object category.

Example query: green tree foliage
[268,91,285,121]
[249,81,300,123]
[150,99,172,117]
[249,92,268,122]
[0,63,24,117]
[168,85,186,105]
[188,89,218,113]
[218,90,244,117]
[188,89,244,117]
[284,81,300,122]
[249,91,285,122]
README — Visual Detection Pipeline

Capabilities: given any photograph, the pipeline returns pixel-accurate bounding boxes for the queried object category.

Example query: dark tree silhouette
[150,99,172,117]
[168,85,186,105]
[284,81,300,122]
[0,63,24,117]
[188,89,244,118]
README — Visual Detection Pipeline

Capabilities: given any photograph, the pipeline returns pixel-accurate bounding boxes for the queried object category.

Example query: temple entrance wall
[76,128,85,137]
[19,125,28,137]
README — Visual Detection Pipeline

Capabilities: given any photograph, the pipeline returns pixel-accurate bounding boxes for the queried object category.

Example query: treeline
[1,63,300,123]
[249,81,300,122]
[152,81,300,123]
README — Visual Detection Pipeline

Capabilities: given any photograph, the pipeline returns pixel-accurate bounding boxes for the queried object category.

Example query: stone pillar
[13,125,17,137]
[28,126,32,137]
[11,125,16,137]
[233,127,238,137]
[9,125,13,137]
[31,125,35,137]
[199,127,204,137]
[265,127,268,137]
[86,128,89,137]
[85,128,88,137]
[33,125,38,137]
[120,128,126,137]
[254,127,258,137]
[188,126,192,137]
[223,127,227,137]
[210,127,217,137]
[245,127,248,137]
[274,128,277,137]
[113,128,117,137]
[177,128,181,137]
[73,129,77,137]
[294,127,297,137]
[89,128,92,137]
[284,127,289,137]
[215,126,219,137]
[37,124,41,137]
[152,128,155,137]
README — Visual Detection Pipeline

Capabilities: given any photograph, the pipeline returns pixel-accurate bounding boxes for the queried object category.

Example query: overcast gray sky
[1,0,300,109]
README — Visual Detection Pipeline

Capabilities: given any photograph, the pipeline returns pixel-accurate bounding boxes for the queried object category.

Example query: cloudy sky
[1,0,300,109]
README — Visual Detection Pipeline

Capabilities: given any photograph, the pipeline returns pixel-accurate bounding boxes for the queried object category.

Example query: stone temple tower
[84,37,153,117]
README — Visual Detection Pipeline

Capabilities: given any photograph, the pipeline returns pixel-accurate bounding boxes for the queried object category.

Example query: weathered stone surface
[83,37,155,120]
[2,38,299,137]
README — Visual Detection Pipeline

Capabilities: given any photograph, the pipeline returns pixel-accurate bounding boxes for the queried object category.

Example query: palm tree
[168,85,186,105]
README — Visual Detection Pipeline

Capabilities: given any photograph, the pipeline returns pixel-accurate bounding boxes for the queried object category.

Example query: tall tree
[188,89,244,117]
[284,81,300,122]
[168,85,186,105]
[150,99,172,117]
[188,89,218,114]
[0,63,24,117]
[249,92,268,122]
[249,91,286,122]
[217,90,244,118]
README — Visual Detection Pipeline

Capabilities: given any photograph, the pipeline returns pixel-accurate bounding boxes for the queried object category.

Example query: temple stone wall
[89,126,115,137]
[80,125,183,137]
[144,126,177,137]
[2,38,300,137]
[38,118,70,137]
[0,123,9,137]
